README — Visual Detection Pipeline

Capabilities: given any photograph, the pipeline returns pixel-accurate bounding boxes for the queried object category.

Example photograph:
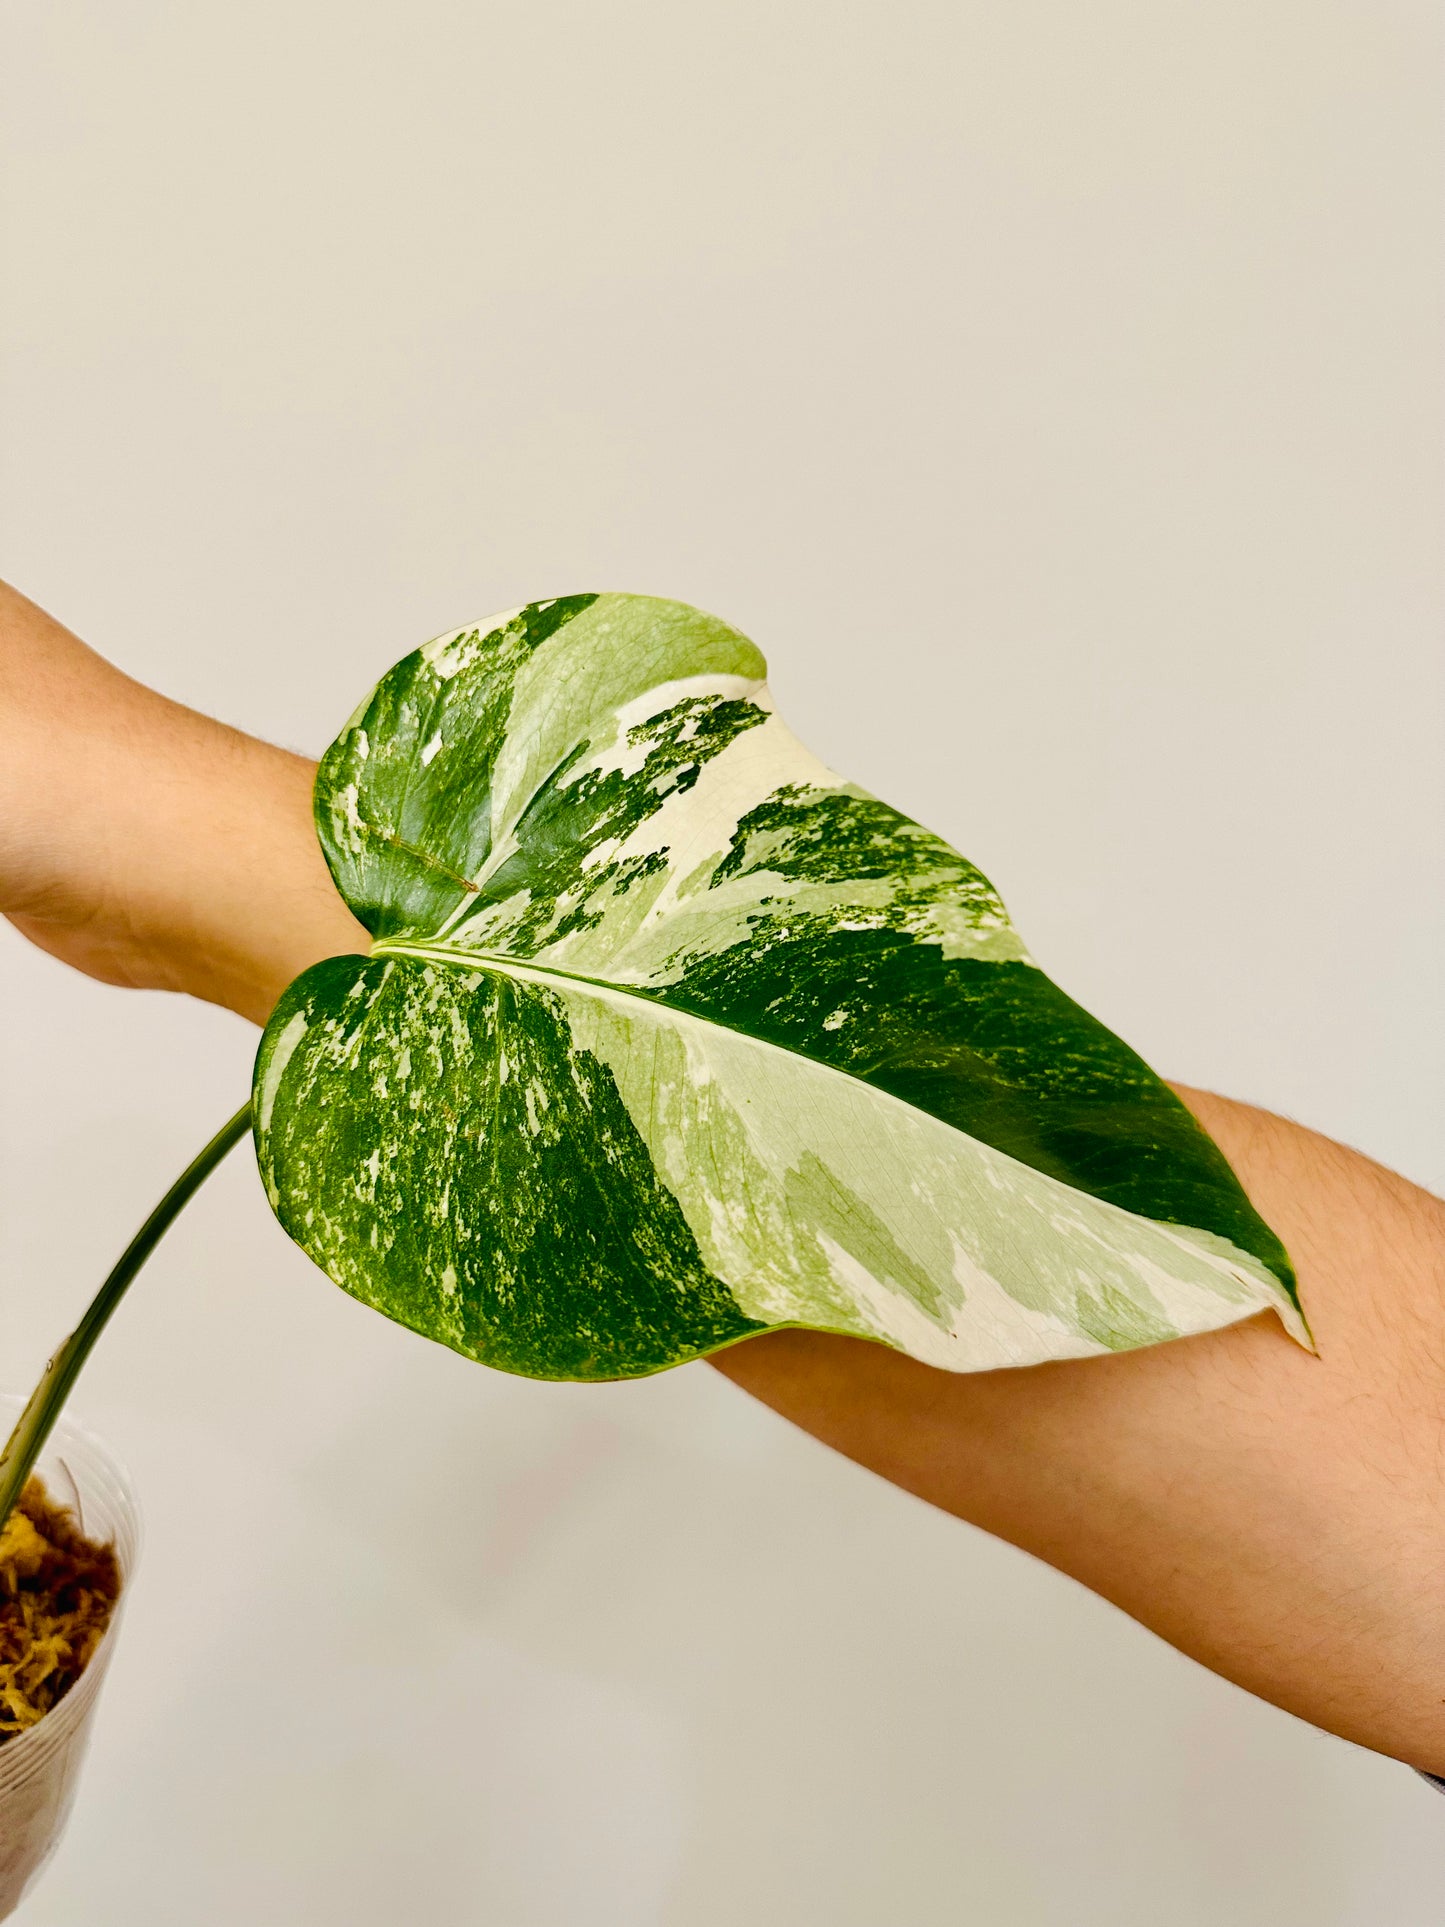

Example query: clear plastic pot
[0,1396,139,1920]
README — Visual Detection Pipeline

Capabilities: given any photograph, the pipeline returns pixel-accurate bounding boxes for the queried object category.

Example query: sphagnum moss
[0,1477,120,1742]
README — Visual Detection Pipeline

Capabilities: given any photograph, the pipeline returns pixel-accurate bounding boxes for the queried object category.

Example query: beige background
[3,2,1443,1921]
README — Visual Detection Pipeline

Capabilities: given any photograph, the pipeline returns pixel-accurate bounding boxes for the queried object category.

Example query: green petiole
[0,1103,253,1531]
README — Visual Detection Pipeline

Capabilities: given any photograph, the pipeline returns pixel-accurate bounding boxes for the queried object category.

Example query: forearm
[712,1091,1445,1771]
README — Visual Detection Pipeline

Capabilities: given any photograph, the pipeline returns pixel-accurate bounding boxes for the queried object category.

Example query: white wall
[2,3,1442,1921]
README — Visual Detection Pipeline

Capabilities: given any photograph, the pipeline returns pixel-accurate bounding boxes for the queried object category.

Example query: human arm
[5,581,1443,1773]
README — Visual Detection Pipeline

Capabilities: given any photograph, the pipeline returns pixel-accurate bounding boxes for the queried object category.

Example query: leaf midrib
[369,933,885,1097]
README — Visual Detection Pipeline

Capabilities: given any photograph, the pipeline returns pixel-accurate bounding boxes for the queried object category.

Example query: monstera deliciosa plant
[1,592,1308,1520]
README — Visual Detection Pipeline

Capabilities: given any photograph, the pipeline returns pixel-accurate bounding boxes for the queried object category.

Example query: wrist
[136,724,371,1026]
[0,583,368,1025]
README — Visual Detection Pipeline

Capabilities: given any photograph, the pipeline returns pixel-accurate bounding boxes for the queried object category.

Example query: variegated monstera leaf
[254,593,1307,1381]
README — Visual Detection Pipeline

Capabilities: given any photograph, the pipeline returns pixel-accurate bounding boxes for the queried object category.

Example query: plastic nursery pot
[0,1394,139,1922]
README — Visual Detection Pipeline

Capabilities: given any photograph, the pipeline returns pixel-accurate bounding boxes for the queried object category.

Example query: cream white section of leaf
[256,1009,310,1136]
[540,709,1031,976]
[438,703,1032,981]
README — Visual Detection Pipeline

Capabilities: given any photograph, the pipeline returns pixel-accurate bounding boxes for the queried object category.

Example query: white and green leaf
[253,593,1308,1380]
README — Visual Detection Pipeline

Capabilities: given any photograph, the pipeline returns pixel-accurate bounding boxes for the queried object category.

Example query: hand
[0,581,368,1023]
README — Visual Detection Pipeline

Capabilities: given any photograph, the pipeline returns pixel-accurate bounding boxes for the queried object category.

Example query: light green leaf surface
[254,593,1307,1380]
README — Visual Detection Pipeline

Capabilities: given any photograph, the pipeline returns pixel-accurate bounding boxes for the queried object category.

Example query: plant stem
[0,1103,253,1530]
